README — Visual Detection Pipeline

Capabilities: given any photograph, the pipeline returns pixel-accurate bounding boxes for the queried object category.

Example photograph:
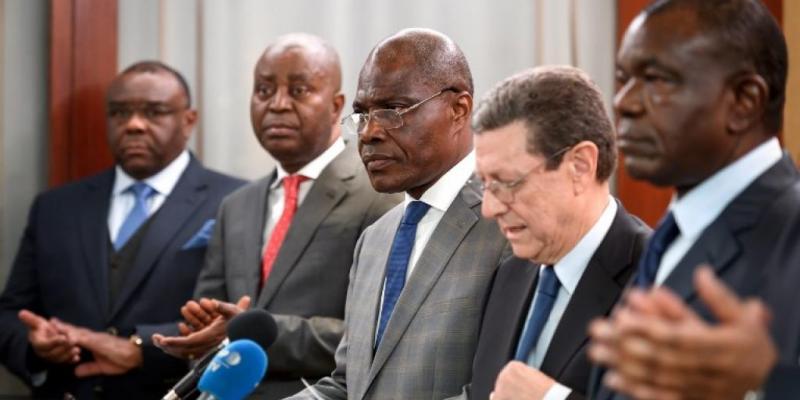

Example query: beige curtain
[118,0,615,180]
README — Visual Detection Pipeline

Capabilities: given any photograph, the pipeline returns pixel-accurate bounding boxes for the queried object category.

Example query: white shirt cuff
[31,370,47,387]
[542,382,571,400]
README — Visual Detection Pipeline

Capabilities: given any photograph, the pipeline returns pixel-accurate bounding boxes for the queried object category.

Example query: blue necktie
[375,201,430,347]
[114,182,155,250]
[634,212,680,287]
[514,266,560,362]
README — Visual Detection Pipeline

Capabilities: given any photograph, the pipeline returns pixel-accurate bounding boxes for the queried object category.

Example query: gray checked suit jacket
[194,144,400,399]
[288,178,510,400]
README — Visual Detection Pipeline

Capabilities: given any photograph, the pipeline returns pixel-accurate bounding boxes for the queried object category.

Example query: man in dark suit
[0,61,245,398]
[153,33,399,399]
[586,1,800,399]
[448,66,648,400]
[288,28,509,400]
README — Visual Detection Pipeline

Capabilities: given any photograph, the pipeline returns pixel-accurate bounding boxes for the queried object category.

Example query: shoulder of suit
[218,175,271,207]
[192,164,246,187]
[35,168,115,202]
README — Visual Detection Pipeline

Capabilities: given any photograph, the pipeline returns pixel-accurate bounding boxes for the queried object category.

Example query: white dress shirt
[107,150,190,242]
[375,151,476,340]
[520,196,617,400]
[262,137,346,251]
[655,138,782,285]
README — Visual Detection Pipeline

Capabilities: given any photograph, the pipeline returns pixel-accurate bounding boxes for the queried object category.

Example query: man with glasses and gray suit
[287,28,509,400]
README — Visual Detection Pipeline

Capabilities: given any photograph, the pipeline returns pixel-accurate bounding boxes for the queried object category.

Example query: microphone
[162,309,278,400]
[196,339,268,400]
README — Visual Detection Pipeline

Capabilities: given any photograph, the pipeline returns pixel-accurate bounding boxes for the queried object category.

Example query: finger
[624,289,660,316]
[217,301,244,319]
[649,286,698,322]
[741,299,772,327]
[46,344,81,364]
[18,310,48,331]
[74,361,105,378]
[198,298,220,315]
[178,322,193,336]
[49,318,81,344]
[235,295,251,310]
[157,319,227,349]
[694,266,742,323]
[183,301,214,328]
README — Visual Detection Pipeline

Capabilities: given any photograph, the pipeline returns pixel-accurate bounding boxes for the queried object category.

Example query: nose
[268,88,292,112]
[614,78,644,118]
[358,117,387,145]
[123,113,148,133]
[481,189,508,220]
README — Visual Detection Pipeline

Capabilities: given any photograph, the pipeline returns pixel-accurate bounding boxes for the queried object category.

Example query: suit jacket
[289,178,511,400]
[0,157,245,399]
[193,145,399,399]
[466,203,649,400]
[591,154,800,400]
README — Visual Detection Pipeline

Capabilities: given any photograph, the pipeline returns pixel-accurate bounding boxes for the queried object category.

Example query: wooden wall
[49,0,117,187]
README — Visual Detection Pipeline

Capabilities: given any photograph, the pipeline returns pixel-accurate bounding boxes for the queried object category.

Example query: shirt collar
[550,195,617,295]
[403,150,476,212]
[271,137,346,189]
[670,137,782,240]
[112,150,191,196]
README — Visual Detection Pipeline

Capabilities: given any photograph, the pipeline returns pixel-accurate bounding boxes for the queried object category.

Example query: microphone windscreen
[198,339,267,400]
[227,309,278,351]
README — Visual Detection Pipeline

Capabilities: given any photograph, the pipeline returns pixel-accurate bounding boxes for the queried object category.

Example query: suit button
[106,327,118,336]
[93,385,103,393]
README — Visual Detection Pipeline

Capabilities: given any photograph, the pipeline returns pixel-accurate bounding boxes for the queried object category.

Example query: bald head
[361,28,473,96]
[250,32,346,173]
[261,33,342,92]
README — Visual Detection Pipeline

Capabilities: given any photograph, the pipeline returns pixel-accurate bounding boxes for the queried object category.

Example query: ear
[566,141,599,194]
[727,72,768,134]
[181,109,199,141]
[450,91,473,134]
[331,92,346,123]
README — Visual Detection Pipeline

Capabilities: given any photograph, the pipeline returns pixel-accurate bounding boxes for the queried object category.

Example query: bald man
[154,33,399,399]
[288,28,509,400]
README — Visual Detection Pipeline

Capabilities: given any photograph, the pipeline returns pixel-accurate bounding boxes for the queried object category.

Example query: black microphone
[161,309,279,400]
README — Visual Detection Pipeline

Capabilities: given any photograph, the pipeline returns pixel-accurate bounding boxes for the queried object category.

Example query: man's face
[250,46,343,173]
[354,62,460,197]
[107,71,194,180]
[615,9,737,190]
[476,122,576,263]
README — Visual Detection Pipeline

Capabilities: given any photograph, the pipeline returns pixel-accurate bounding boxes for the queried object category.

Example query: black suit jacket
[591,154,800,400]
[468,202,649,400]
[0,157,244,399]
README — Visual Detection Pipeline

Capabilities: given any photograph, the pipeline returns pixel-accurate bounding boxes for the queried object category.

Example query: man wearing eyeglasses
[452,66,649,400]
[0,61,245,398]
[288,28,509,400]
[152,33,399,399]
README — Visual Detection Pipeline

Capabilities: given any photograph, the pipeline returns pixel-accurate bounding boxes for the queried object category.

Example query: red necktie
[261,175,308,285]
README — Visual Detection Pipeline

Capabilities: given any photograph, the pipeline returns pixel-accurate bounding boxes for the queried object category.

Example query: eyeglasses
[107,103,184,123]
[478,146,572,203]
[340,88,456,136]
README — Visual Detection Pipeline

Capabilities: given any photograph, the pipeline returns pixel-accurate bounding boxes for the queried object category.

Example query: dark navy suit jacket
[590,155,800,400]
[0,156,244,399]
[468,203,649,400]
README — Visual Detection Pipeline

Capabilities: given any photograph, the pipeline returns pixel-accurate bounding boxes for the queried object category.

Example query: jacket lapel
[256,150,357,307]
[366,181,481,389]
[110,159,208,319]
[662,156,799,302]
[349,208,401,400]
[237,175,274,301]
[495,259,539,364]
[78,171,115,320]
[540,205,640,378]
